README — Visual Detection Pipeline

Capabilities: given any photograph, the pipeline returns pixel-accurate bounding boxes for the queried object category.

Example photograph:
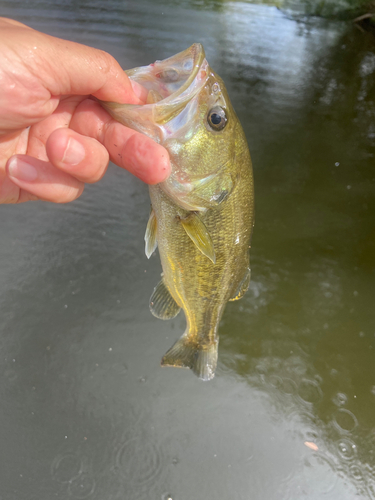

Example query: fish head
[100,44,240,211]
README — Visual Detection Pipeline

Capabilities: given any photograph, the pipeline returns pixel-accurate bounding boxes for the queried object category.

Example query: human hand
[0,17,170,204]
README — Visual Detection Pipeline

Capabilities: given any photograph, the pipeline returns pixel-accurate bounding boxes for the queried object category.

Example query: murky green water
[0,1,374,499]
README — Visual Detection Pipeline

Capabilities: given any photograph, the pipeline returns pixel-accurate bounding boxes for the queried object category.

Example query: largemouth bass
[100,44,254,381]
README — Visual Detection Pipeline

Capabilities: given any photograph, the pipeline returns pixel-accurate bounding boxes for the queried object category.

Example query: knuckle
[127,133,152,162]
[85,145,108,183]
[87,166,106,184]
[97,50,115,76]
[54,184,84,203]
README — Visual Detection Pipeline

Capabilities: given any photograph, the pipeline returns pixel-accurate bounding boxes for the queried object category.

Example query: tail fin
[161,336,218,381]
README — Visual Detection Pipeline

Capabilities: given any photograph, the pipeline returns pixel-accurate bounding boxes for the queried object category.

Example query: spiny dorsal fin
[161,335,218,381]
[145,208,158,259]
[149,279,181,320]
[180,213,216,264]
[229,268,251,301]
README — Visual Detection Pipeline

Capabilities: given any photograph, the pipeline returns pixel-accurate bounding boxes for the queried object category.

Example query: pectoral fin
[229,268,251,301]
[180,213,216,264]
[145,209,158,259]
[192,171,234,206]
[162,167,235,212]
[149,279,181,320]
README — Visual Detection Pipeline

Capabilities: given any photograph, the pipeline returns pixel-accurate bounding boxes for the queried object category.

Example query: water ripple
[116,437,162,485]
[336,438,357,461]
[297,379,323,404]
[68,471,96,499]
[279,377,298,395]
[332,392,348,406]
[333,408,358,433]
[349,463,364,482]
[51,453,82,483]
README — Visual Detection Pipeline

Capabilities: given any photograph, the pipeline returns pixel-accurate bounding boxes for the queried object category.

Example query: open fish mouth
[126,43,208,119]
[99,44,210,136]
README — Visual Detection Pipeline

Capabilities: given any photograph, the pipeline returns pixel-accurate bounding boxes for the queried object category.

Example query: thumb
[0,17,143,104]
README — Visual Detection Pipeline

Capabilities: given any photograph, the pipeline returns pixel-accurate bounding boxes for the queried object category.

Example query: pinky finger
[6,155,84,203]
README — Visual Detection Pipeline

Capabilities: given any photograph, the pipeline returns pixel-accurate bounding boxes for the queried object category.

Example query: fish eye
[207,106,227,131]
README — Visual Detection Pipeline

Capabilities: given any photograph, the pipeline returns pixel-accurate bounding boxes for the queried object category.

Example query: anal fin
[229,267,251,301]
[161,336,218,381]
[149,279,180,320]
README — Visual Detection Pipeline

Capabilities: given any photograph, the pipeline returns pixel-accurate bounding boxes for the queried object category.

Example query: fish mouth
[127,43,208,124]
[100,44,208,130]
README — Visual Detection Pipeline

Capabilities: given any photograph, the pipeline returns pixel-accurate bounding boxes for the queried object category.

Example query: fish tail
[161,336,218,381]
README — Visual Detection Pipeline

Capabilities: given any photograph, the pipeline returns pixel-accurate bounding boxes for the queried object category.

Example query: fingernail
[7,157,38,181]
[62,137,86,166]
[130,80,148,103]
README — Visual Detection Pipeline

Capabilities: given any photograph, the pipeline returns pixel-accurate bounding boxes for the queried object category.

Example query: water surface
[0,1,374,499]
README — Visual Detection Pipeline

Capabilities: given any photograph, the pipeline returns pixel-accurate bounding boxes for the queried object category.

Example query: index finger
[70,97,170,184]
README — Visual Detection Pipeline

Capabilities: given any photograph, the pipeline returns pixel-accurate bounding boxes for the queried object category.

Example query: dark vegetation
[279,0,375,33]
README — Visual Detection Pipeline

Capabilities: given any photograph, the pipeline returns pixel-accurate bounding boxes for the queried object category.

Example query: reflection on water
[0,1,375,499]
[280,0,367,18]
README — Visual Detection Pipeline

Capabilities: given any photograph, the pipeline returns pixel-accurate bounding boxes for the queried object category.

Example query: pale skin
[0,17,170,204]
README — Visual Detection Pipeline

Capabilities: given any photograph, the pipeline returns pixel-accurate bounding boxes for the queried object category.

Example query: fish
[100,43,254,381]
